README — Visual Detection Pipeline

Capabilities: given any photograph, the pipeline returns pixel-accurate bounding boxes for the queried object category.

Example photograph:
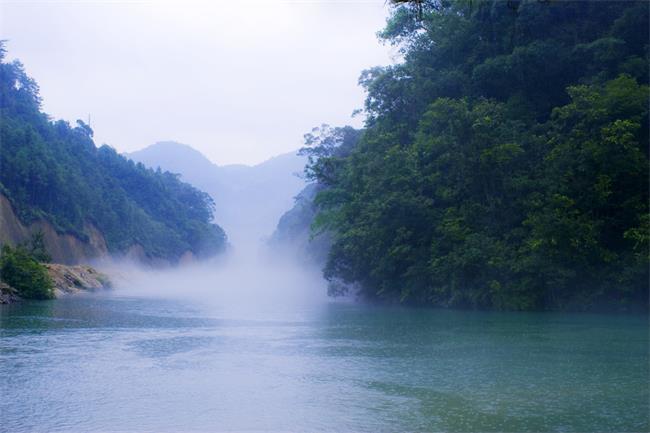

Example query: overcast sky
[1,0,394,165]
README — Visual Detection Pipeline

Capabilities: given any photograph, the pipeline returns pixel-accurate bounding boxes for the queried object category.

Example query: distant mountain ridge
[127,141,307,246]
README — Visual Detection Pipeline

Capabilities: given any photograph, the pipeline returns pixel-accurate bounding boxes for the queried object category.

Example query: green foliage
[305,0,649,310]
[524,75,649,308]
[27,231,51,263]
[0,45,227,260]
[0,244,54,300]
[270,183,332,264]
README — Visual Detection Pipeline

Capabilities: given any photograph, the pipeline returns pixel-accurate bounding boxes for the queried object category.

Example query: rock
[0,282,21,304]
[44,263,112,297]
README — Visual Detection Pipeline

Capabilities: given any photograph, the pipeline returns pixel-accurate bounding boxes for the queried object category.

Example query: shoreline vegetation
[290,0,649,311]
[0,232,111,304]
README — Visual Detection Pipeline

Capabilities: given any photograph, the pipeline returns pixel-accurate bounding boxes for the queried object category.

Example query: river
[1,286,648,432]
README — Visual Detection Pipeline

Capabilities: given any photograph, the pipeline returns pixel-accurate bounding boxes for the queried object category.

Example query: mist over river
[1,254,648,433]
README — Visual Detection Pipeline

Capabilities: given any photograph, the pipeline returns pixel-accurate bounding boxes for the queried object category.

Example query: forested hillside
[270,183,329,263]
[302,0,649,310]
[271,125,361,263]
[0,45,227,261]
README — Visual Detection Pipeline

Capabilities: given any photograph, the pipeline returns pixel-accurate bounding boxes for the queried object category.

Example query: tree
[303,0,649,310]
[27,230,52,263]
[0,244,54,300]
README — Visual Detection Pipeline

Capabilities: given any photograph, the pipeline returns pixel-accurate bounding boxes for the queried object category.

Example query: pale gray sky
[0,0,394,165]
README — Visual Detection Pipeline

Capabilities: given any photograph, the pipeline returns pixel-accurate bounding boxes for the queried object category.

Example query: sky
[0,0,395,165]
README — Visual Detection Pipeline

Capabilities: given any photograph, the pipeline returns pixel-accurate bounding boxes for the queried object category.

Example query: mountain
[127,142,307,247]
[0,47,227,264]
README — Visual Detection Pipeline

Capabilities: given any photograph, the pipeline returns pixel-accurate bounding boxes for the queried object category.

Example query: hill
[0,45,227,263]
[301,0,649,310]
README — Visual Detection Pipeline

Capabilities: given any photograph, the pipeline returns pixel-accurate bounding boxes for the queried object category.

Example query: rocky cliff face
[0,194,108,264]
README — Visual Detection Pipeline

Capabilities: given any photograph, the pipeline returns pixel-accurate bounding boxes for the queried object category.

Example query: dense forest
[299,0,649,310]
[0,43,227,261]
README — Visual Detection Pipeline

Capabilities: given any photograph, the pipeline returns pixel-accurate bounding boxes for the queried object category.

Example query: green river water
[1,291,648,432]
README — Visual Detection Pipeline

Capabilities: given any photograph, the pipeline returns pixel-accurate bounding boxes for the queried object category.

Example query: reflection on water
[1,293,648,432]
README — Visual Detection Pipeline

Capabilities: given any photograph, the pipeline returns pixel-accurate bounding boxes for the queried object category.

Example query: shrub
[0,244,54,300]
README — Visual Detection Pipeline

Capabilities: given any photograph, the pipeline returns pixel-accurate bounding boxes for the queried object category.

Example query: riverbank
[0,263,112,304]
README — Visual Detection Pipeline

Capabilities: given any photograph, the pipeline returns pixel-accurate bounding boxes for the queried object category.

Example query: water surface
[1,292,648,432]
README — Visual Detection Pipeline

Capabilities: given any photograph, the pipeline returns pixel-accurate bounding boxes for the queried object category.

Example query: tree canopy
[0,242,54,300]
[302,0,649,310]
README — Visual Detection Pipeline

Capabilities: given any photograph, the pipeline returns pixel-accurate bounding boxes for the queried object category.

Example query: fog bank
[99,245,330,318]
